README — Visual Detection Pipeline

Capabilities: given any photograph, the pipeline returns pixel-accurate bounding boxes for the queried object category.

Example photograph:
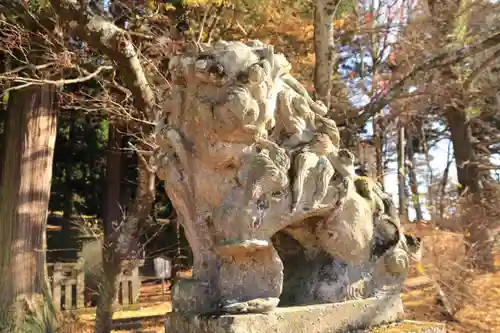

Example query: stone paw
[214,239,270,258]
[222,297,280,314]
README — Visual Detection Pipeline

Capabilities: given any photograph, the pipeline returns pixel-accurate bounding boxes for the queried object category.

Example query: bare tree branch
[2,62,57,76]
[49,0,156,118]
[0,65,113,93]
[197,4,212,44]
[464,47,500,88]
[349,31,500,127]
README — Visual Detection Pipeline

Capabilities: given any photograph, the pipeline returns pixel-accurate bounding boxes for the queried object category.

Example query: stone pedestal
[155,39,443,333]
[364,321,446,333]
[165,295,405,333]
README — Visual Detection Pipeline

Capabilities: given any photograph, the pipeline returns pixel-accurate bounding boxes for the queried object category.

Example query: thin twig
[207,3,225,44]
[2,62,57,76]
[463,48,500,89]
[0,65,114,92]
[197,4,212,44]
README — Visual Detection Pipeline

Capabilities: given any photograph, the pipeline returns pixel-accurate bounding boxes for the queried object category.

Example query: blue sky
[347,0,500,219]
[338,0,460,220]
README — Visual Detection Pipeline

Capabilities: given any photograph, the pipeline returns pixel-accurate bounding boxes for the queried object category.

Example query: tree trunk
[63,113,77,221]
[406,133,423,221]
[95,124,123,333]
[445,106,494,271]
[0,54,6,181]
[445,107,483,195]
[0,86,57,330]
[408,164,423,221]
[373,116,385,184]
[313,0,337,109]
[0,109,6,181]
[397,125,406,218]
[94,129,156,333]
[439,157,452,219]
[103,125,123,240]
[115,142,156,261]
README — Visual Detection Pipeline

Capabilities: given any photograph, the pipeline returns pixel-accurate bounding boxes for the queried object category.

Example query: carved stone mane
[155,40,412,314]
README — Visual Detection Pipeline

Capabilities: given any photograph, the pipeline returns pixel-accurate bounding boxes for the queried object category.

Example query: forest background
[0,0,499,332]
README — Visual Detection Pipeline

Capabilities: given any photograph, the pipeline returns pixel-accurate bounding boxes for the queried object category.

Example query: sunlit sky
[346,0,499,219]
[340,0,460,220]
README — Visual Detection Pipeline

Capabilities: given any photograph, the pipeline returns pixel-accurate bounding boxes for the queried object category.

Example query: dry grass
[403,270,500,333]
[403,223,500,333]
[421,230,475,313]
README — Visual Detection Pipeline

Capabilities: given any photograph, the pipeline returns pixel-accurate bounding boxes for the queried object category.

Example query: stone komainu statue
[155,40,417,316]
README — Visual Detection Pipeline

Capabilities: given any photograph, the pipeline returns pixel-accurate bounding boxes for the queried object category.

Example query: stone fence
[47,258,144,311]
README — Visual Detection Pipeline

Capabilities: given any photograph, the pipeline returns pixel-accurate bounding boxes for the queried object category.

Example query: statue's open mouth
[156,40,414,315]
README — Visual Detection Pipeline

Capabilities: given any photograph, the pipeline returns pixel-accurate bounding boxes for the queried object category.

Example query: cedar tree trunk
[0,86,57,329]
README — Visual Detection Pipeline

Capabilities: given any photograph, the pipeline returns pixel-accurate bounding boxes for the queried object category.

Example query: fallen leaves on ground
[74,236,500,333]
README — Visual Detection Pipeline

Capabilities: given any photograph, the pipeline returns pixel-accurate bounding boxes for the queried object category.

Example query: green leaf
[465,106,481,119]
[2,91,9,104]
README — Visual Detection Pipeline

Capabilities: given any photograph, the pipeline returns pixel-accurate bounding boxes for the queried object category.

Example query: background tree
[0,0,499,331]
[0,85,58,330]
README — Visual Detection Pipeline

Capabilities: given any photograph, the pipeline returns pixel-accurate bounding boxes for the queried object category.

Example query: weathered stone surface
[165,295,405,333]
[363,321,446,333]
[155,40,418,315]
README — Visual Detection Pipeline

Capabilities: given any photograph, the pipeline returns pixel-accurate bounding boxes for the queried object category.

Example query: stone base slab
[165,295,405,333]
[364,320,446,332]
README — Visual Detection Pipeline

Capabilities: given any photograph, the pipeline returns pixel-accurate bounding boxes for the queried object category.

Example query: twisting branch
[49,0,156,118]
[350,31,500,127]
